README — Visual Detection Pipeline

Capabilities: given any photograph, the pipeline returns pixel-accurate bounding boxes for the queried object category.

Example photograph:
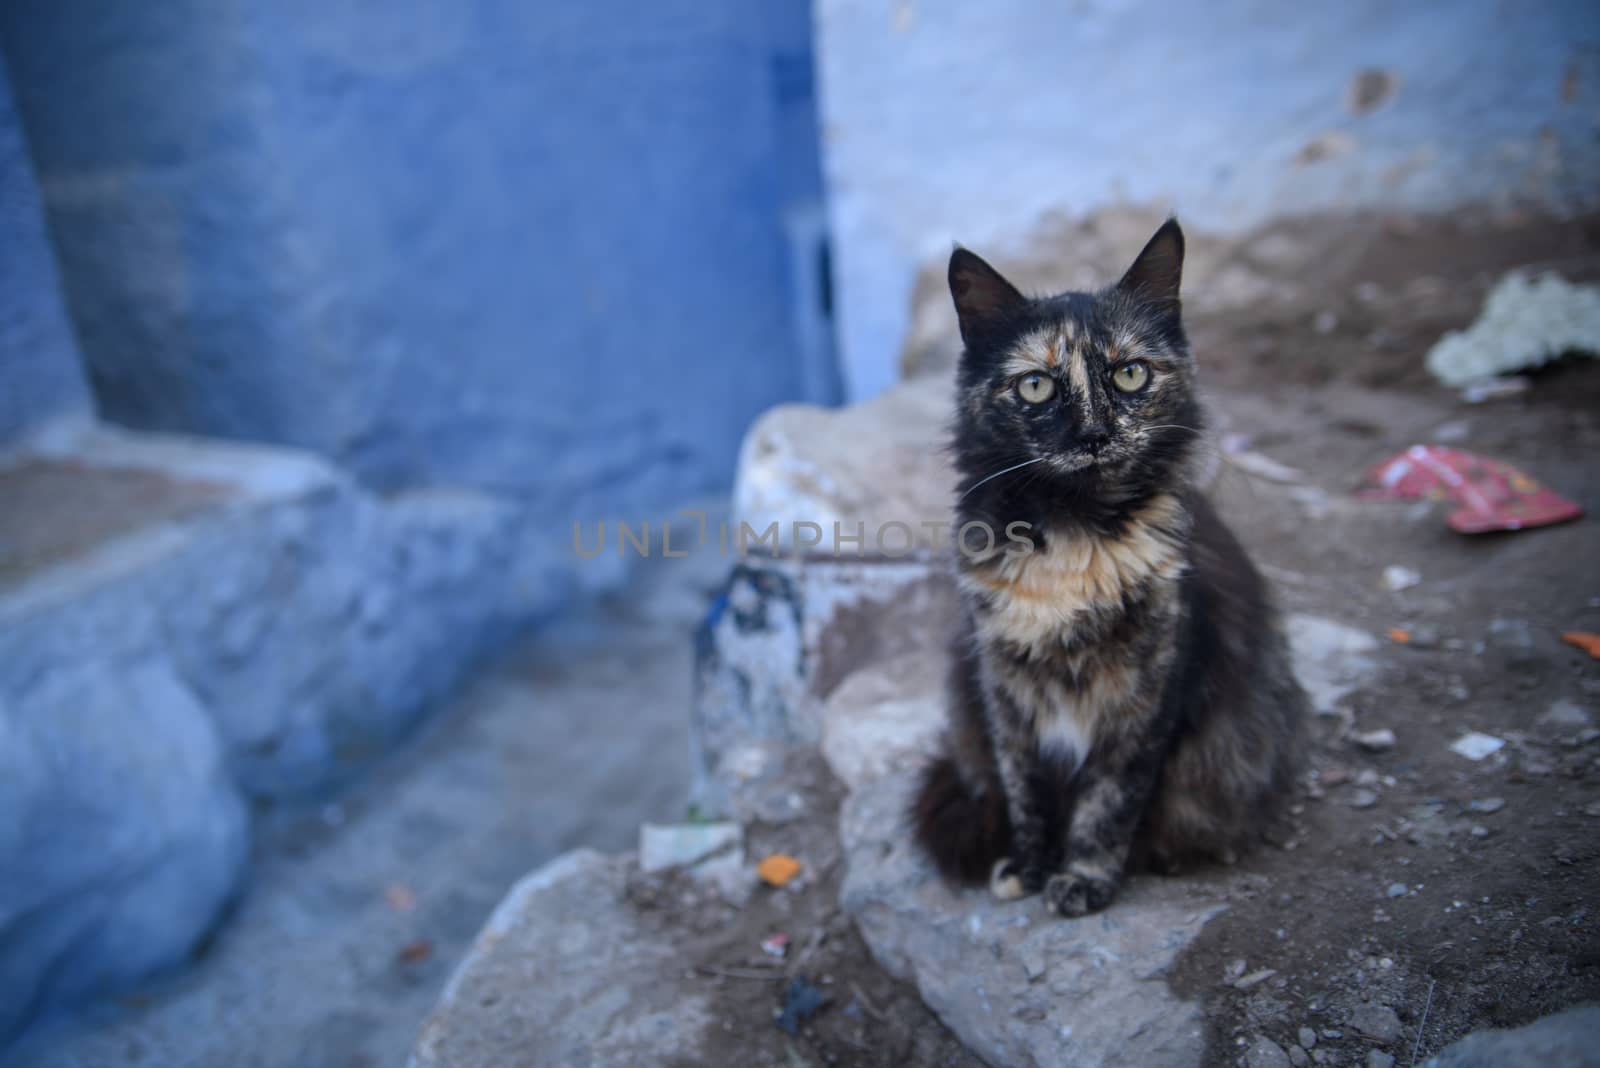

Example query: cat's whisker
[958,456,1046,501]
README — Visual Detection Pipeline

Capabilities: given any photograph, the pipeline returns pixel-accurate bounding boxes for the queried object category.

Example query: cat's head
[947,220,1202,521]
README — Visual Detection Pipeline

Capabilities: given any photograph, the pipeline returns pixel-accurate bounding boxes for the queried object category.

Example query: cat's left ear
[1117,219,1184,315]
[949,247,1027,343]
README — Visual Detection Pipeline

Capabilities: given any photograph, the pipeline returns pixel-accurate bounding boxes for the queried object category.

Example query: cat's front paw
[1044,866,1119,917]
[989,857,1043,901]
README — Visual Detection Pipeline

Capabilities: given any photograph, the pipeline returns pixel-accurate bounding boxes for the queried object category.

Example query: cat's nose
[1079,428,1111,452]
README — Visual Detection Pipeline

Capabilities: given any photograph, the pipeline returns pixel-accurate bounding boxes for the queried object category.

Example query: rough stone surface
[1246,1037,1293,1068]
[410,850,712,1068]
[691,553,956,812]
[0,423,565,1046]
[1348,1003,1403,1044]
[8,600,699,1068]
[0,659,247,1045]
[732,373,954,553]
[840,772,1219,1068]
[2,425,562,798]
[1421,1005,1600,1067]
[0,53,90,447]
[820,650,945,792]
[823,654,1221,1067]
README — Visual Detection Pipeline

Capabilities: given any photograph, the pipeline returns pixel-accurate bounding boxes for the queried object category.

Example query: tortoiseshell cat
[912,220,1306,917]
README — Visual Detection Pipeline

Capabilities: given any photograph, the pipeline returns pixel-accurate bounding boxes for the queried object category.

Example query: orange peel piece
[1562,631,1600,660]
[757,854,802,887]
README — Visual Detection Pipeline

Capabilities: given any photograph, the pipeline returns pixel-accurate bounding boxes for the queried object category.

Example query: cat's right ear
[949,247,1026,344]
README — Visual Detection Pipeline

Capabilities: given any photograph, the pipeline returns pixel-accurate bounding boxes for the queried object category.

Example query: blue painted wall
[0,0,836,511]
[0,53,89,446]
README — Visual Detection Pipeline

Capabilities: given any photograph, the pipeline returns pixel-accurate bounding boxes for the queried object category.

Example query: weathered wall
[0,0,835,509]
[816,0,1600,397]
[0,423,575,1046]
[0,53,89,446]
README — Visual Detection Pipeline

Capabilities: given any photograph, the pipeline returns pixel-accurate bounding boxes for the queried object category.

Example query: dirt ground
[631,211,1600,1067]
[1166,212,1600,1065]
[626,750,984,1068]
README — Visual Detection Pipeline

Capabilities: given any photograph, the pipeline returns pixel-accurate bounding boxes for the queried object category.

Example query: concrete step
[4,599,697,1067]
[0,422,565,1046]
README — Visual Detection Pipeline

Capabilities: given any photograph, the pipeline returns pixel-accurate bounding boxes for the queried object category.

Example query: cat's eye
[1016,373,1055,404]
[1112,362,1150,393]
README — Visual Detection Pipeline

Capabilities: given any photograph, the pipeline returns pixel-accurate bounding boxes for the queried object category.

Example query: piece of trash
[384,884,417,913]
[1449,732,1505,761]
[398,939,432,965]
[1562,632,1600,660]
[639,822,742,874]
[775,975,829,1035]
[1381,566,1420,592]
[1405,623,1441,649]
[761,933,791,959]
[640,822,751,904]
[758,854,802,887]
[1234,968,1278,990]
[1388,628,1411,644]
[1353,728,1396,752]
[1460,376,1530,404]
[1424,270,1600,386]
[1359,446,1583,534]
[1225,450,1306,484]
[1346,788,1379,809]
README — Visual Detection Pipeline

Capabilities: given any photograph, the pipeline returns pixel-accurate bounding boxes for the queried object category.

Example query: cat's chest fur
[958,493,1190,755]
[961,493,1188,653]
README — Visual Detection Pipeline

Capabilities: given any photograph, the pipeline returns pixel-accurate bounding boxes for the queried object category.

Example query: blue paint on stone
[0,53,89,446]
[0,431,573,1048]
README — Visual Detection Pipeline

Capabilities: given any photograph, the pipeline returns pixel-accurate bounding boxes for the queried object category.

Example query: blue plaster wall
[817,0,1600,398]
[0,0,835,510]
[0,52,89,446]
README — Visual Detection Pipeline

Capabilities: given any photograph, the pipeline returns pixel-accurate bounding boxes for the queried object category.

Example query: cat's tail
[911,753,1010,884]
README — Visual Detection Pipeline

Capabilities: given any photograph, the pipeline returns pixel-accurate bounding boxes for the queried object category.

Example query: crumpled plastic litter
[1359,445,1583,534]
[1424,271,1600,386]
[776,976,828,1035]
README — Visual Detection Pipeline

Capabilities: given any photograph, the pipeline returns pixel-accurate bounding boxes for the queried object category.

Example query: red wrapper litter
[1359,445,1583,534]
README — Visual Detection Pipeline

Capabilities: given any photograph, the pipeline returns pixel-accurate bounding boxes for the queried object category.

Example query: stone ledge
[411,849,715,1068]
[690,553,956,817]
[842,770,1219,1068]
[0,423,568,1046]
